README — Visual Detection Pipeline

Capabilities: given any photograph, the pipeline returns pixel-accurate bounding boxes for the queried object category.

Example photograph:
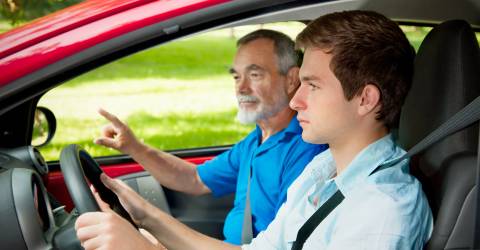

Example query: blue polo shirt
[197,116,327,244]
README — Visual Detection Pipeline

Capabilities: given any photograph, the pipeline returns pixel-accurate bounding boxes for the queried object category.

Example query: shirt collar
[283,114,303,135]
[335,134,400,195]
[254,113,302,136]
[253,114,304,153]
[308,150,336,183]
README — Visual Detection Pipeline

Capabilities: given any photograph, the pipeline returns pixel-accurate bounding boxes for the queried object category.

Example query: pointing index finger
[98,108,123,127]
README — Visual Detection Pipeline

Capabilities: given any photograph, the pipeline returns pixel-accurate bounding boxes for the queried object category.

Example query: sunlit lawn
[39,108,253,160]
[68,37,236,85]
[38,76,254,160]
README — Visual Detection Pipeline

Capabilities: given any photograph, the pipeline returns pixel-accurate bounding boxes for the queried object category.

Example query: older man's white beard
[236,108,260,124]
[236,94,290,124]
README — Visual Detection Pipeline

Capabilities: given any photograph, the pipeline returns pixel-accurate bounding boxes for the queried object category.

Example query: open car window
[36,22,306,161]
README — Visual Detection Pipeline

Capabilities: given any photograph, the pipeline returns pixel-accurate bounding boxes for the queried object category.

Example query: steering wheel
[59,144,136,226]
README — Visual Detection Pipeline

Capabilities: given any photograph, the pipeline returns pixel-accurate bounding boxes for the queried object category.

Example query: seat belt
[291,95,480,250]
[291,189,344,250]
[373,95,480,174]
[241,167,253,244]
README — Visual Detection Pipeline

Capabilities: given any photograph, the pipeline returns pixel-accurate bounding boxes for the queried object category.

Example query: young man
[93,29,325,244]
[76,10,433,250]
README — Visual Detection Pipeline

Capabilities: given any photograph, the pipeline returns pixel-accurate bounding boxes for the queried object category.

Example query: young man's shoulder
[359,165,427,207]
[334,172,433,247]
[341,167,432,235]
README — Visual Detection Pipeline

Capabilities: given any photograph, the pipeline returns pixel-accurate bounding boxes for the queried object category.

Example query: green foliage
[400,26,432,51]
[0,0,81,25]
[1,0,21,25]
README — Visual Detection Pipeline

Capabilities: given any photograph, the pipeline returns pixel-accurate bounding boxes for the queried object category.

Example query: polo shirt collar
[283,114,303,135]
[254,113,302,137]
[253,114,302,154]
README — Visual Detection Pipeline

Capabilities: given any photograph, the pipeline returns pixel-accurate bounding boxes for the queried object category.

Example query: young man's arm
[76,174,240,250]
[143,203,240,250]
[95,108,210,195]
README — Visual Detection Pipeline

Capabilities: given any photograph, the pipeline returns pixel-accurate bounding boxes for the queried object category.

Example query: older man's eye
[250,72,262,80]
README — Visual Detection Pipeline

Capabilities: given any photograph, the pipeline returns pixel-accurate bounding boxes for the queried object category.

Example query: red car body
[0,0,228,86]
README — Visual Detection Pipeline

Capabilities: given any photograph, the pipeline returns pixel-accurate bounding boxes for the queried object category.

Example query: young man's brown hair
[296,10,415,129]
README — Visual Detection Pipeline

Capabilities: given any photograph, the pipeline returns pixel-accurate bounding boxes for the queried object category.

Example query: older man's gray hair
[237,29,301,75]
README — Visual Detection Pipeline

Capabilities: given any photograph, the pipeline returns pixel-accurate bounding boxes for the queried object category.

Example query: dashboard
[0,145,138,250]
[0,147,62,250]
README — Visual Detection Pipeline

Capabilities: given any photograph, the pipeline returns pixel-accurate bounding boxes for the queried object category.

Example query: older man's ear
[286,67,301,97]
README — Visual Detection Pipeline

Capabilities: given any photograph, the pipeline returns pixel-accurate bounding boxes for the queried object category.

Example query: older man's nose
[236,77,251,94]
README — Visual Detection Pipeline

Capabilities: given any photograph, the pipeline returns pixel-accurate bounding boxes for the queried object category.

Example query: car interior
[399,19,480,249]
[0,0,479,249]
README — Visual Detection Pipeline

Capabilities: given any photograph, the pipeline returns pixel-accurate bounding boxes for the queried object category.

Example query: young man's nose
[290,85,307,111]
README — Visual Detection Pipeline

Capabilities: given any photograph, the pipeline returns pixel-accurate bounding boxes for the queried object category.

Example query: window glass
[401,25,431,50]
[37,22,306,161]
[402,25,479,50]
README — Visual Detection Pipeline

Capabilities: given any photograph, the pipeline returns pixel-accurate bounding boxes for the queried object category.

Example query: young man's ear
[357,84,381,116]
[286,67,301,96]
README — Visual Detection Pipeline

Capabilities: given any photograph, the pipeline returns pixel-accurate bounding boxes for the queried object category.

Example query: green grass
[0,21,13,34]
[68,36,238,85]
[39,76,238,118]
[39,109,253,160]
[67,22,306,86]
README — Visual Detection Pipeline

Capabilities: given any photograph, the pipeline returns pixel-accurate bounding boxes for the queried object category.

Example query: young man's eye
[308,83,320,90]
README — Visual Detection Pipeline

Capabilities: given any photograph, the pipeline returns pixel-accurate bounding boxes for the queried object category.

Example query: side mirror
[32,107,57,147]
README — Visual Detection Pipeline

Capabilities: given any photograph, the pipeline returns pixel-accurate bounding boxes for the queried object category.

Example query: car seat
[398,20,480,249]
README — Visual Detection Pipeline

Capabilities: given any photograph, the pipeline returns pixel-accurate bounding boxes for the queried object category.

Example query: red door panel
[46,155,214,210]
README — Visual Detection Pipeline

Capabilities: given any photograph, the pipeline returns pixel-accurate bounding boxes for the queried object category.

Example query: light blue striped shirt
[243,134,433,250]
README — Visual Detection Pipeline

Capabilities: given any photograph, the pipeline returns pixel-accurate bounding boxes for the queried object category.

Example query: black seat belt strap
[372,95,480,175]
[291,190,344,250]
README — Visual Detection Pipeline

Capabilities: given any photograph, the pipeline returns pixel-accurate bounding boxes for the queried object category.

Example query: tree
[1,0,22,25]
[1,0,81,26]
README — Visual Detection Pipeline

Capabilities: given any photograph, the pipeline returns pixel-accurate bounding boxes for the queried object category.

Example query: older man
[94,29,325,244]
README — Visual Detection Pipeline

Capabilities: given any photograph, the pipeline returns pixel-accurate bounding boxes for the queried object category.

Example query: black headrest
[399,20,480,176]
